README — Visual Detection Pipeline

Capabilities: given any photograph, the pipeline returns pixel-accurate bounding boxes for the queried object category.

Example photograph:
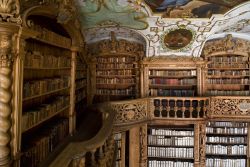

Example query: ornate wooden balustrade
[49,96,250,167]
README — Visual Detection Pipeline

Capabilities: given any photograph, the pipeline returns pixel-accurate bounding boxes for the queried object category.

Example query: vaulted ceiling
[75,0,250,57]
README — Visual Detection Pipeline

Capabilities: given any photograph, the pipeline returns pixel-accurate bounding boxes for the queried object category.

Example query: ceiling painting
[144,0,248,18]
[75,0,148,30]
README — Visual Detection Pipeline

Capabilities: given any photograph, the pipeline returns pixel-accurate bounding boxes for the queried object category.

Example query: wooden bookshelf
[148,69,197,97]
[20,16,73,167]
[206,121,248,167]
[205,54,249,96]
[147,125,194,167]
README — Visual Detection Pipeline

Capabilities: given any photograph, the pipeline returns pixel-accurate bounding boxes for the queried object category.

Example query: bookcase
[75,56,87,128]
[206,121,248,167]
[20,16,73,167]
[205,54,249,96]
[148,69,197,97]
[95,55,138,102]
[147,125,194,167]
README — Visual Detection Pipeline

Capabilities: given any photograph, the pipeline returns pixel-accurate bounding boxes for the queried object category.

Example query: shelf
[207,75,250,79]
[148,156,194,161]
[96,83,135,89]
[206,67,249,70]
[206,154,247,158]
[149,75,196,78]
[96,68,137,71]
[206,142,247,145]
[24,67,71,70]
[206,133,247,136]
[96,75,136,78]
[31,36,71,50]
[22,105,70,133]
[148,134,194,137]
[23,87,69,101]
[149,84,196,89]
[147,144,194,148]
[95,94,135,96]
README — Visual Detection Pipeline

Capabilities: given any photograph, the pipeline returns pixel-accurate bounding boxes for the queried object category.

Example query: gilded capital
[0,0,21,23]
[0,34,14,68]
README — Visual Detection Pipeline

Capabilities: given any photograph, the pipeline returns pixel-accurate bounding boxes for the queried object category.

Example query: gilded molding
[202,34,250,57]
[139,126,147,167]
[111,99,147,125]
[211,97,250,117]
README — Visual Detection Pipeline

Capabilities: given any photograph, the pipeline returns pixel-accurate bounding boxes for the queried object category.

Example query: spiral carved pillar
[0,34,14,167]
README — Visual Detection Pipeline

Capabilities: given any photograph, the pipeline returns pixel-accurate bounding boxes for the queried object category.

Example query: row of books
[149,129,194,136]
[75,90,86,103]
[207,70,249,76]
[25,51,71,68]
[148,147,193,158]
[96,88,135,96]
[97,57,135,63]
[207,122,248,127]
[206,127,247,135]
[208,56,248,62]
[206,144,246,155]
[21,118,69,167]
[206,158,246,167]
[148,160,193,167]
[148,135,194,146]
[206,84,243,91]
[23,77,70,99]
[97,63,135,69]
[150,78,196,85]
[206,90,250,96]
[96,69,135,76]
[26,40,71,58]
[76,71,86,80]
[207,63,248,69]
[207,136,246,144]
[32,24,71,48]
[76,79,87,90]
[96,78,135,84]
[22,96,70,132]
[207,78,249,84]
[149,70,196,77]
[149,89,195,97]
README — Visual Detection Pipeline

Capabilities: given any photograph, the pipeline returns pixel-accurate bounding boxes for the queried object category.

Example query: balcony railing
[49,96,250,167]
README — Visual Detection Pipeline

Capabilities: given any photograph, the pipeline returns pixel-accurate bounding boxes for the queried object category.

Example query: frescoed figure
[156,0,191,11]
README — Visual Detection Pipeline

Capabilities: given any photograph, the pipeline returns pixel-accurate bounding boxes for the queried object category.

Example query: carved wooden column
[129,127,140,167]
[12,35,25,167]
[196,66,202,96]
[199,123,206,167]
[0,31,18,167]
[70,47,77,135]
[139,125,147,167]
[194,124,200,167]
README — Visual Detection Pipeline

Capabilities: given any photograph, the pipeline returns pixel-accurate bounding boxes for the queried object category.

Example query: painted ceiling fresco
[75,0,148,30]
[144,0,249,18]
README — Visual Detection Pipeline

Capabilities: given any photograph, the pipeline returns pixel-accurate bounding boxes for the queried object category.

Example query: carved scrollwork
[87,32,144,59]
[202,34,250,57]
[111,100,147,124]
[0,0,21,23]
[211,98,250,116]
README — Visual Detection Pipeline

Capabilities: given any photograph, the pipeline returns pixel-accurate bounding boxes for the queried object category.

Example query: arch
[21,5,84,48]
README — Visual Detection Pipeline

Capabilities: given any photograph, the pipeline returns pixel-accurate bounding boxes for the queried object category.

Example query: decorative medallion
[161,28,194,51]
[238,101,250,113]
